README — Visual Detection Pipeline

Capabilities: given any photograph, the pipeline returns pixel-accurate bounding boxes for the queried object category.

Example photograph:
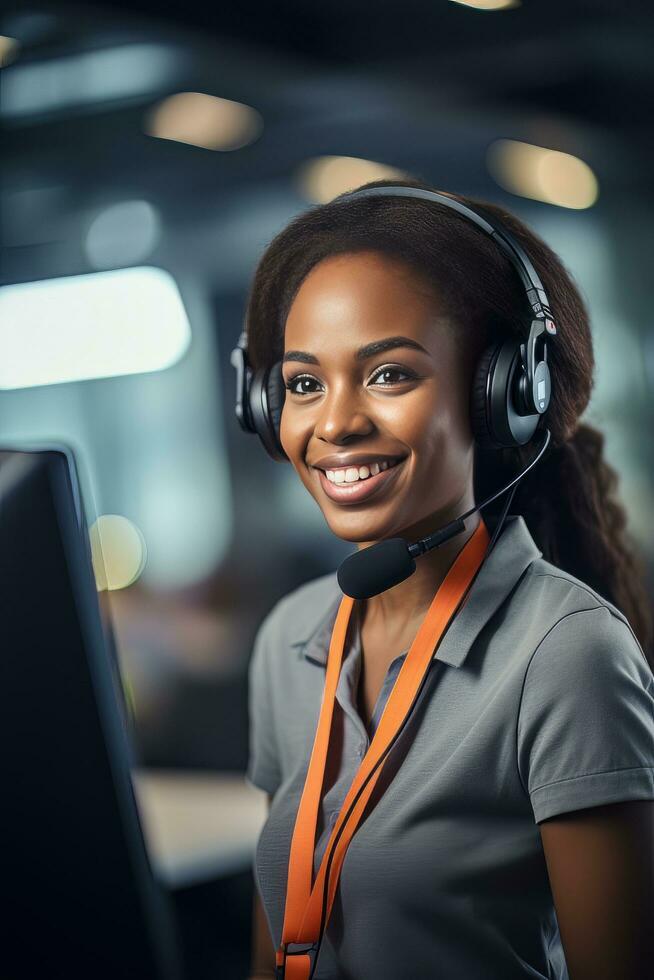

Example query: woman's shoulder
[518,554,648,667]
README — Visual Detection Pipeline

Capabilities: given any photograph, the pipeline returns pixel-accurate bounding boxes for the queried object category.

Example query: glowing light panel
[0,266,192,389]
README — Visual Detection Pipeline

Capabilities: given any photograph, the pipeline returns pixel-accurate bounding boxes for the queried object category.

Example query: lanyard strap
[277,517,490,979]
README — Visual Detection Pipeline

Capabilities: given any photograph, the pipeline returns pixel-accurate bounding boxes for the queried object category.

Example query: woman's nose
[313,384,374,443]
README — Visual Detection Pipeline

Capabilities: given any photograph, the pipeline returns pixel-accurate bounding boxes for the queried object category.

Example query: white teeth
[324,459,399,484]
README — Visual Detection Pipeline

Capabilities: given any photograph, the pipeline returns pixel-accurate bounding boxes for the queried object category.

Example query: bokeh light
[89,514,147,591]
[85,200,162,269]
[144,92,263,151]
[487,139,598,209]
[297,155,407,204]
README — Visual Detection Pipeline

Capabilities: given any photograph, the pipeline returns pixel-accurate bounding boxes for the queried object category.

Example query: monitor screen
[0,445,183,980]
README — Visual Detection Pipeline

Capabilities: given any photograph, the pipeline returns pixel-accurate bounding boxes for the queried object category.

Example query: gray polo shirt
[246,515,654,980]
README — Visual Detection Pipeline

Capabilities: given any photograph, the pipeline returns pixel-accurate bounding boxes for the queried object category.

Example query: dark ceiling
[6,0,652,137]
[2,0,653,285]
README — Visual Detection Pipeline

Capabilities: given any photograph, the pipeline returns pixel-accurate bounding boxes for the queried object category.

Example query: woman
[242,177,654,979]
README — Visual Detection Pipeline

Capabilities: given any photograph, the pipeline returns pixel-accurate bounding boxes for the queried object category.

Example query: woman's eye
[283,365,416,397]
[284,375,321,396]
[369,366,415,386]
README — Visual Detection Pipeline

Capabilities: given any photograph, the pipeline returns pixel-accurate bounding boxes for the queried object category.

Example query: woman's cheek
[279,409,294,460]
[280,412,311,487]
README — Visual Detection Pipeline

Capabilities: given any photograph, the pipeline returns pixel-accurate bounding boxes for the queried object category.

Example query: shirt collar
[290,515,542,669]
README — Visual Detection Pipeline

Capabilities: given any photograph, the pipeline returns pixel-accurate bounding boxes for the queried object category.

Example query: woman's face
[279,250,477,547]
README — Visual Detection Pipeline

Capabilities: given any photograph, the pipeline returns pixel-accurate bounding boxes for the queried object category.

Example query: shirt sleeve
[517,605,654,824]
[245,608,283,797]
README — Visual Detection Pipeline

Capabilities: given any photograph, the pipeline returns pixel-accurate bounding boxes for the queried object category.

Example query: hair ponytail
[482,423,653,666]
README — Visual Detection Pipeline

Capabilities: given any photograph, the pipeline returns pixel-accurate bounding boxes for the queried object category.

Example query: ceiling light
[145,92,262,151]
[449,0,519,9]
[0,34,20,67]
[297,156,407,204]
[1,43,179,120]
[487,139,598,209]
[85,200,161,269]
[0,266,192,389]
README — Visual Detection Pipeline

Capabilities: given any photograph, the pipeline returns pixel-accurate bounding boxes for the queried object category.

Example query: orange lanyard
[276,517,490,980]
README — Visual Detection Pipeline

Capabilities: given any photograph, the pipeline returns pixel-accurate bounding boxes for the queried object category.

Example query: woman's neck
[357,509,481,636]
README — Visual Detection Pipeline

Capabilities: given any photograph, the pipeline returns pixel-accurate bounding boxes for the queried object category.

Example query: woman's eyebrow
[282,335,430,365]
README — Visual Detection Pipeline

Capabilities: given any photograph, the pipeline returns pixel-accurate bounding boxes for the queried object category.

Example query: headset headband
[334,186,556,332]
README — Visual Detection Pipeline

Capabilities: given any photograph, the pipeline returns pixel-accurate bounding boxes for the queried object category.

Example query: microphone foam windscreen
[337,537,416,600]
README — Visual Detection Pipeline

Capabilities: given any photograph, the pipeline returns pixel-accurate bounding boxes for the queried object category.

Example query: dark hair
[245,175,653,666]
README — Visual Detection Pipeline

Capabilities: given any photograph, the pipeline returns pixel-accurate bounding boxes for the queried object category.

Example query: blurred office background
[1,1,653,977]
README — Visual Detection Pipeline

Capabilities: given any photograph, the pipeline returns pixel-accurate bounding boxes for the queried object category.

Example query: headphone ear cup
[248,362,288,461]
[470,342,500,450]
[471,338,540,450]
[265,360,287,460]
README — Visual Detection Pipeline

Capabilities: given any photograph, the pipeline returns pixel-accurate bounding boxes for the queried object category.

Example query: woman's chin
[321,512,400,546]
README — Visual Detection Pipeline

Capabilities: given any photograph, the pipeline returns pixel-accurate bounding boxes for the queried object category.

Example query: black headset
[230,185,556,462]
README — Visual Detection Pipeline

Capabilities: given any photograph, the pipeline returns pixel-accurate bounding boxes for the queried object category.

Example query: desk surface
[132,769,267,890]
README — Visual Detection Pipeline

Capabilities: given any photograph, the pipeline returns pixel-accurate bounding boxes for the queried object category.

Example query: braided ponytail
[493,423,653,665]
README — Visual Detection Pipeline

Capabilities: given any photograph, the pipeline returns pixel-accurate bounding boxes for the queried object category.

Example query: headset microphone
[336,427,550,599]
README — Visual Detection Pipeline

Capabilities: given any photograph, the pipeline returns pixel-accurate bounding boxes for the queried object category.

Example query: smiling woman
[284,333,419,499]
[278,249,480,606]
[237,176,654,980]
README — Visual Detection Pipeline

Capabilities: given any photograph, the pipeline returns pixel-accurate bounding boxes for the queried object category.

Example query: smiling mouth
[314,457,406,505]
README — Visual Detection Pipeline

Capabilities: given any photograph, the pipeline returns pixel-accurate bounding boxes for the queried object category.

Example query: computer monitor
[0,444,183,980]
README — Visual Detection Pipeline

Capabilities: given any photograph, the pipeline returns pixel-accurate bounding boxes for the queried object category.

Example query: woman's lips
[315,459,406,504]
